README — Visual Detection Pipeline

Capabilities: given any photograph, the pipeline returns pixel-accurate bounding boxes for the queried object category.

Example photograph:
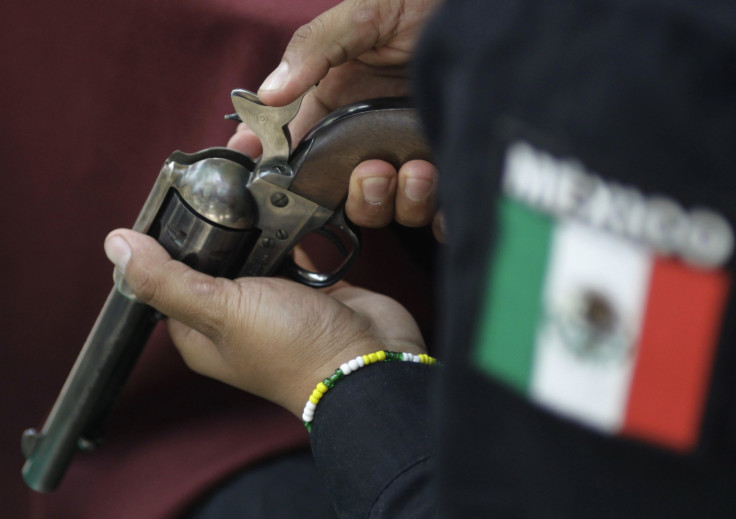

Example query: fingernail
[105,235,131,273]
[404,177,433,202]
[259,61,289,92]
[362,177,390,205]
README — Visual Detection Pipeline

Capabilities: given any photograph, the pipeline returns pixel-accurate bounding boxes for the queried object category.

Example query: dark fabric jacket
[312,1,736,517]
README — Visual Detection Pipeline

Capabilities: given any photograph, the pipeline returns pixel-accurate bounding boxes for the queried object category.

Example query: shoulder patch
[474,141,732,452]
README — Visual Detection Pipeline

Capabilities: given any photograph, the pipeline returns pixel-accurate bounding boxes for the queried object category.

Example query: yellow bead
[311,389,323,401]
[377,351,386,361]
[368,352,379,363]
[316,382,328,394]
[309,395,320,405]
[362,354,371,365]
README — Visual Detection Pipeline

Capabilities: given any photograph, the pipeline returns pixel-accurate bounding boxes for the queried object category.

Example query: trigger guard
[281,214,361,288]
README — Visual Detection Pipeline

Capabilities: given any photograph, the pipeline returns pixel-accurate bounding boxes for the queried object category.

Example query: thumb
[103,229,240,343]
[257,0,385,105]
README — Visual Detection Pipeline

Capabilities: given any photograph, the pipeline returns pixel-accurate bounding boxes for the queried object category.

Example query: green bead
[329,371,344,385]
[323,377,334,389]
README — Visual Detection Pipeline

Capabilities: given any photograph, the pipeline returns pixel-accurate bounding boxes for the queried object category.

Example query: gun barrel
[22,288,159,492]
[22,166,260,492]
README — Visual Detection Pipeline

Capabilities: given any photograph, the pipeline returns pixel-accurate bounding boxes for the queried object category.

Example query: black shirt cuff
[310,360,437,518]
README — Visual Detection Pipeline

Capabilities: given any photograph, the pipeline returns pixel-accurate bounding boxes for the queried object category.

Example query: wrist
[299,349,439,431]
[281,342,424,417]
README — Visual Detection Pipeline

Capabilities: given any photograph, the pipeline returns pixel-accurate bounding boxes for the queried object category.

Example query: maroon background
[1,1,435,517]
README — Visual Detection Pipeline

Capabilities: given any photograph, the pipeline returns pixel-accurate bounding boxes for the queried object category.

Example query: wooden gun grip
[288,98,432,210]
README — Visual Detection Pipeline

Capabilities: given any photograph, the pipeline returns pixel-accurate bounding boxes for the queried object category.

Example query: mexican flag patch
[475,141,732,452]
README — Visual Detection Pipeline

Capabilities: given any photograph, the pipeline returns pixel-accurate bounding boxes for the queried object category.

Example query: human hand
[104,229,426,417]
[229,0,442,231]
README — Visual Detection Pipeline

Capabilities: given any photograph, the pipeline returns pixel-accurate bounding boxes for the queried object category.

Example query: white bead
[402,352,410,361]
[305,401,317,412]
[356,356,365,368]
[340,363,352,375]
[412,354,420,362]
[302,410,314,422]
[348,359,360,371]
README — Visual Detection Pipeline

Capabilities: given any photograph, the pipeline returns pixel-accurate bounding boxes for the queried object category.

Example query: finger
[166,318,225,378]
[291,244,317,271]
[395,159,438,227]
[257,0,390,106]
[286,90,332,144]
[103,229,242,344]
[328,285,426,352]
[345,159,397,228]
[286,63,410,143]
[227,123,263,158]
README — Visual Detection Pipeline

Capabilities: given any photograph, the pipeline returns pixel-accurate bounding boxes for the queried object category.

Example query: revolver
[21,89,431,492]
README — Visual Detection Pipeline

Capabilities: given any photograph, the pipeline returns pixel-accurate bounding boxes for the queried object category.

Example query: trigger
[281,216,361,289]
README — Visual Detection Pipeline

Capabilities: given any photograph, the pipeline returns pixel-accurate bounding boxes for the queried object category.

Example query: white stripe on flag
[530,219,653,432]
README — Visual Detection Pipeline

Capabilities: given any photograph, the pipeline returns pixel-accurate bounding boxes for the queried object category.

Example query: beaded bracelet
[302,350,439,432]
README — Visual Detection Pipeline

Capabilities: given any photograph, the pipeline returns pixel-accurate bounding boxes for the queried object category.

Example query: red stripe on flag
[622,257,730,451]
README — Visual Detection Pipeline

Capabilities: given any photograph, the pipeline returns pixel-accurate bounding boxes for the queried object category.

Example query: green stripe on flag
[474,198,553,392]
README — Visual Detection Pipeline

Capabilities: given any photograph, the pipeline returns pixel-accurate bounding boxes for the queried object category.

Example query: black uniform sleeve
[309,361,437,519]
